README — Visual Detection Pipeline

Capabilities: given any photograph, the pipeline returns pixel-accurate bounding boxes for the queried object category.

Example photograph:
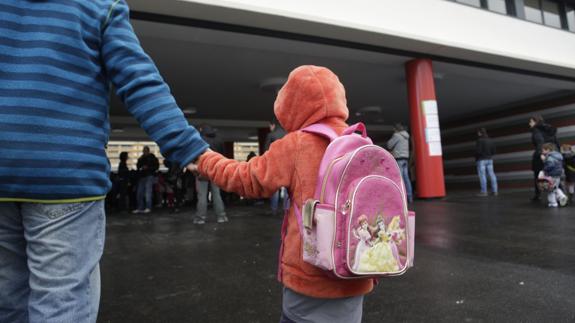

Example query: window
[234,142,259,162]
[567,5,575,32]
[106,141,166,171]
[524,0,543,23]
[487,0,507,14]
[541,0,561,28]
[451,0,574,33]
[456,0,481,7]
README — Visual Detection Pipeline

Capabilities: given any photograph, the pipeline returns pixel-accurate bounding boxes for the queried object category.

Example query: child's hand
[541,154,546,161]
[185,149,213,175]
[186,163,199,174]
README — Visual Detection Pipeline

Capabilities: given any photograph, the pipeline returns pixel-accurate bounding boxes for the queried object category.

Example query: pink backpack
[294,122,415,279]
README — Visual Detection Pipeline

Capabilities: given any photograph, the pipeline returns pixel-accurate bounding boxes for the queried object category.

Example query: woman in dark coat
[529,115,559,201]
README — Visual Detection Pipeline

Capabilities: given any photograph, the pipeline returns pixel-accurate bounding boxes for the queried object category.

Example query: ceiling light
[247,132,259,140]
[183,107,197,115]
[356,106,383,116]
[260,77,287,93]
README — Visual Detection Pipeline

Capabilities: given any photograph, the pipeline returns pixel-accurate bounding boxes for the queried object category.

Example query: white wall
[130,0,575,78]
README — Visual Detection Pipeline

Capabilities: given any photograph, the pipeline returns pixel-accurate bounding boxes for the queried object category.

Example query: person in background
[194,125,227,224]
[529,115,559,201]
[266,120,287,214]
[387,123,413,203]
[540,143,568,208]
[164,159,184,212]
[134,146,159,214]
[0,1,208,321]
[560,144,575,202]
[117,152,131,211]
[247,151,257,161]
[475,128,498,197]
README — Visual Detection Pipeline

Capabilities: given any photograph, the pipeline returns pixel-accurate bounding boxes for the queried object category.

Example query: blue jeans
[196,179,226,220]
[0,201,105,323]
[137,175,155,210]
[397,159,413,202]
[270,187,287,212]
[477,159,498,193]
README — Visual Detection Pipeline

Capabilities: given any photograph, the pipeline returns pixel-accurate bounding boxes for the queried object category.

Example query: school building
[110,0,575,197]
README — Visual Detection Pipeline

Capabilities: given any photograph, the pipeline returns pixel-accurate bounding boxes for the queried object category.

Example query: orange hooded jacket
[198,65,374,298]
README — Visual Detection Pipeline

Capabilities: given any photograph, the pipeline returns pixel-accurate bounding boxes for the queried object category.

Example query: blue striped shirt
[0,0,208,202]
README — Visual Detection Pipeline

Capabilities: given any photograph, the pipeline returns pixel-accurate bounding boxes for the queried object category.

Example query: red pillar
[405,59,446,198]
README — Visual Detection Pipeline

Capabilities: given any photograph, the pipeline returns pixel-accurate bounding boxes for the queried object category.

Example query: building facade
[114,0,575,195]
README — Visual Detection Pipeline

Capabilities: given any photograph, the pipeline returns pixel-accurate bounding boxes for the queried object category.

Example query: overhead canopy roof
[109,19,575,142]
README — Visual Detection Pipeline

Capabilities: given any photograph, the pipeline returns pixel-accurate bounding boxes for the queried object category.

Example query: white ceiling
[109,20,575,142]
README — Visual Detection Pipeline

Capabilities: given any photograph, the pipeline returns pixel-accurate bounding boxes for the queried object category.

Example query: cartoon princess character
[352,215,372,271]
[356,215,400,273]
[386,215,405,266]
[387,215,405,244]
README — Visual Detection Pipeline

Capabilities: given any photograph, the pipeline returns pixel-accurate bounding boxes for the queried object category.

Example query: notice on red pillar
[421,100,442,156]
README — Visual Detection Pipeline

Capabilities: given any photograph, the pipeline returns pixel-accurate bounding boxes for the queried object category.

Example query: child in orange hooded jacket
[195,65,373,322]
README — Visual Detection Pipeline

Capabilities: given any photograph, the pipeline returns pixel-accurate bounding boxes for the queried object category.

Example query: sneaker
[193,218,205,225]
[492,192,499,196]
[476,192,489,197]
[142,208,151,214]
[559,195,569,207]
[548,203,559,208]
[530,195,540,202]
[132,209,142,214]
[217,215,229,223]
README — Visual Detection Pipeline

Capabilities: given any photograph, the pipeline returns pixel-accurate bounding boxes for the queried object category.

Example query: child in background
[541,143,568,207]
[561,144,575,202]
[192,66,372,323]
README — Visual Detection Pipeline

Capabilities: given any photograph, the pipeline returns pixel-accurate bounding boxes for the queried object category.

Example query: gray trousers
[195,179,226,219]
[281,287,364,323]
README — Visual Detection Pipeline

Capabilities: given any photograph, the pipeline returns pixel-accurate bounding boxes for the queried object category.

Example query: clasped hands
[185,149,212,174]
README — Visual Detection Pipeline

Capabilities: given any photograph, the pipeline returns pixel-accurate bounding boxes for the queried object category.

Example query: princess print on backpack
[355,215,404,273]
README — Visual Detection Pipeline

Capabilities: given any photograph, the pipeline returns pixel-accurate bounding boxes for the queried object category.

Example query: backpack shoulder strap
[301,124,338,142]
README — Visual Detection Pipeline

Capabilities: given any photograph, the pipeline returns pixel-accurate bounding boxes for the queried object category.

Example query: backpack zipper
[320,156,345,203]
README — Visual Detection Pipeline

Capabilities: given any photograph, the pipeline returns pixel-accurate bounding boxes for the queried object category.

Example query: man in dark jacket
[475,128,498,197]
[194,125,227,224]
[529,116,559,200]
[134,146,159,213]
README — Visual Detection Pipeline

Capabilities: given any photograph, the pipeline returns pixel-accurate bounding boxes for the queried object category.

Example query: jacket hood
[548,151,563,161]
[535,123,556,137]
[274,65,349,132]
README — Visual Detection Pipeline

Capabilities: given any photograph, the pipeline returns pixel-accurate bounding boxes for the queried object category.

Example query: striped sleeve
[100,0,208,167]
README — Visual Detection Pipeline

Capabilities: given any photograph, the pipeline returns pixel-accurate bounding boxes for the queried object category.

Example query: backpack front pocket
[345,175,408,276]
